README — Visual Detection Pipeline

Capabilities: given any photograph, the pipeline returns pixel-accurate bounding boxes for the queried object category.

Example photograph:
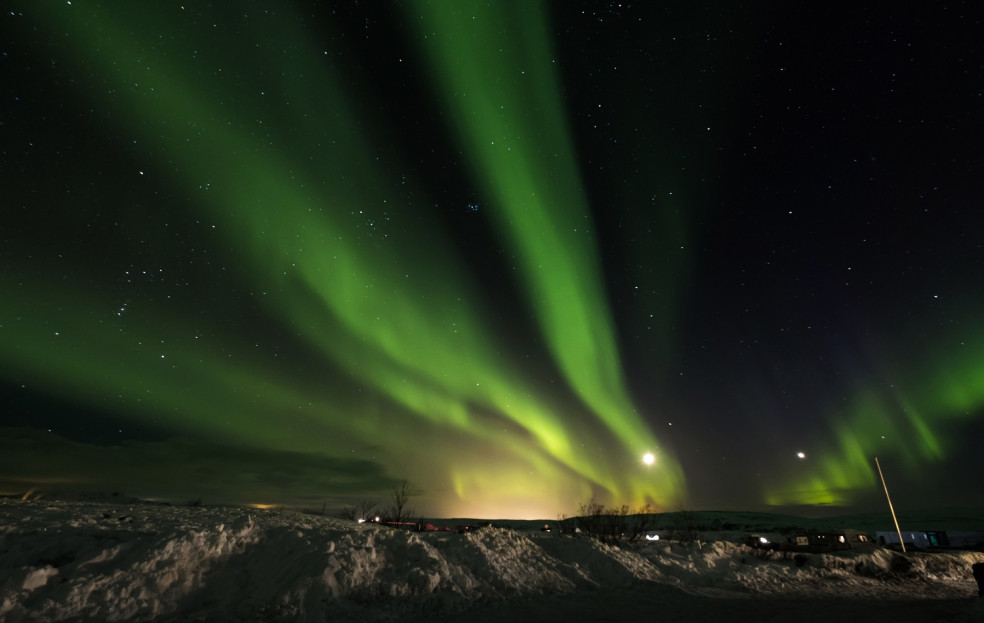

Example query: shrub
[572,498,657,545]
[340,498,379,522]
[669,509,701,543]
[383,480,415,526]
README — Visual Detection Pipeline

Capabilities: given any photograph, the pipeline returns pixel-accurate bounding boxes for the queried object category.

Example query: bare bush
[626,502,657,543]
[669,508,701,544]
[384,480,415,525]
[573,498,656,545]
[556,513,576,535]
[339,498,380,522]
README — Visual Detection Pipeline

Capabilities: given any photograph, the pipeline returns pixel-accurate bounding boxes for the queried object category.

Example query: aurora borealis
[2,2,982,518]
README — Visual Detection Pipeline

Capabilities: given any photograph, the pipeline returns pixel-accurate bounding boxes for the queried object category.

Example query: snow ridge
[1,500,982,622]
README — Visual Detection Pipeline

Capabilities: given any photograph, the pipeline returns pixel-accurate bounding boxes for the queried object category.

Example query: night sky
[3,2,982,518]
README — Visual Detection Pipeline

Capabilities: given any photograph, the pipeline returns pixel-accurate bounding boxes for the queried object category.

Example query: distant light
[796,451,806,459]
[759,536,770,545]
[645,534,660,541]
[642,452,655,465]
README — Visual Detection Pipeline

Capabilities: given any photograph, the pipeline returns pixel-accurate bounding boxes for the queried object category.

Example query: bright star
[642,452,655,465]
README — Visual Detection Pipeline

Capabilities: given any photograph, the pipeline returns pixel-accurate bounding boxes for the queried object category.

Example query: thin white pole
[875,456,906,553]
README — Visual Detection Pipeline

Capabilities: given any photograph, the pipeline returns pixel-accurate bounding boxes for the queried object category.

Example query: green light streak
[0,281,358,452]
[408,2,680,472]
[3,2,686,515]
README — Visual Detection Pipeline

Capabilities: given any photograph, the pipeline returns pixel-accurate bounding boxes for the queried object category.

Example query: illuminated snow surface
[2,499,983,622]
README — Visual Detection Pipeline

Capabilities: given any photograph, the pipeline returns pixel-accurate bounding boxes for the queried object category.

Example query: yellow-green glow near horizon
[0,2,685,516]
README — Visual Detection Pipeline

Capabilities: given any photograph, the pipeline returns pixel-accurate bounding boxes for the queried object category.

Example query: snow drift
[1,499,982,622]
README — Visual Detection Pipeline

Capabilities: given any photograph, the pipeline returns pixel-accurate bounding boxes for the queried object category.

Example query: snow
[2,499,983,622]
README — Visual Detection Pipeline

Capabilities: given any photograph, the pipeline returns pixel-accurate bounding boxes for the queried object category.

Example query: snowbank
[1,500,982,622]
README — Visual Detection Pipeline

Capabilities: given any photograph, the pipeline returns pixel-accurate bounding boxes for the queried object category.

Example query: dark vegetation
[557,499,658,544]
[339,479,416,527]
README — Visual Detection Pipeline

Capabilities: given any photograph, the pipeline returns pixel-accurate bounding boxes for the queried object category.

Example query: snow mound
[1,500,982,622]
[640,538,984,599]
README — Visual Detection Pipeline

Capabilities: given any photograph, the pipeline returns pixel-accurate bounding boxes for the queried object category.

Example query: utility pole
[875,457,905,553]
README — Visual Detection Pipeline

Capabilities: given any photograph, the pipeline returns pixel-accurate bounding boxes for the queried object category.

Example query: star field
[1,1,982,517]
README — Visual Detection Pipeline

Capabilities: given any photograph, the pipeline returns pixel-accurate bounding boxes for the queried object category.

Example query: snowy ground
[2,498,983,622]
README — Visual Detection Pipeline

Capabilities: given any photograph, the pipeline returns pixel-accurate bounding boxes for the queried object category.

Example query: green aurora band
[6,3,979,514]
[409,2,649,448]
[2,2,685,516]
[764,325,984,506]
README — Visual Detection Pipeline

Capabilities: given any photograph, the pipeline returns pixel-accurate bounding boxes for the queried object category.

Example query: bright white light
[645,534,660,541]
[642,452,655,465]
[796,451,806,459]
[759,536,770,545]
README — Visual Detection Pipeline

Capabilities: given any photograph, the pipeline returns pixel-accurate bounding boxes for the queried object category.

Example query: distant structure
[784,529,874,552]
[876,530,984,550]
[747,529,875,552]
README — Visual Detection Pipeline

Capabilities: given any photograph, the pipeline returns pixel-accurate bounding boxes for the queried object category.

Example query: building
[876,530,984,550]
